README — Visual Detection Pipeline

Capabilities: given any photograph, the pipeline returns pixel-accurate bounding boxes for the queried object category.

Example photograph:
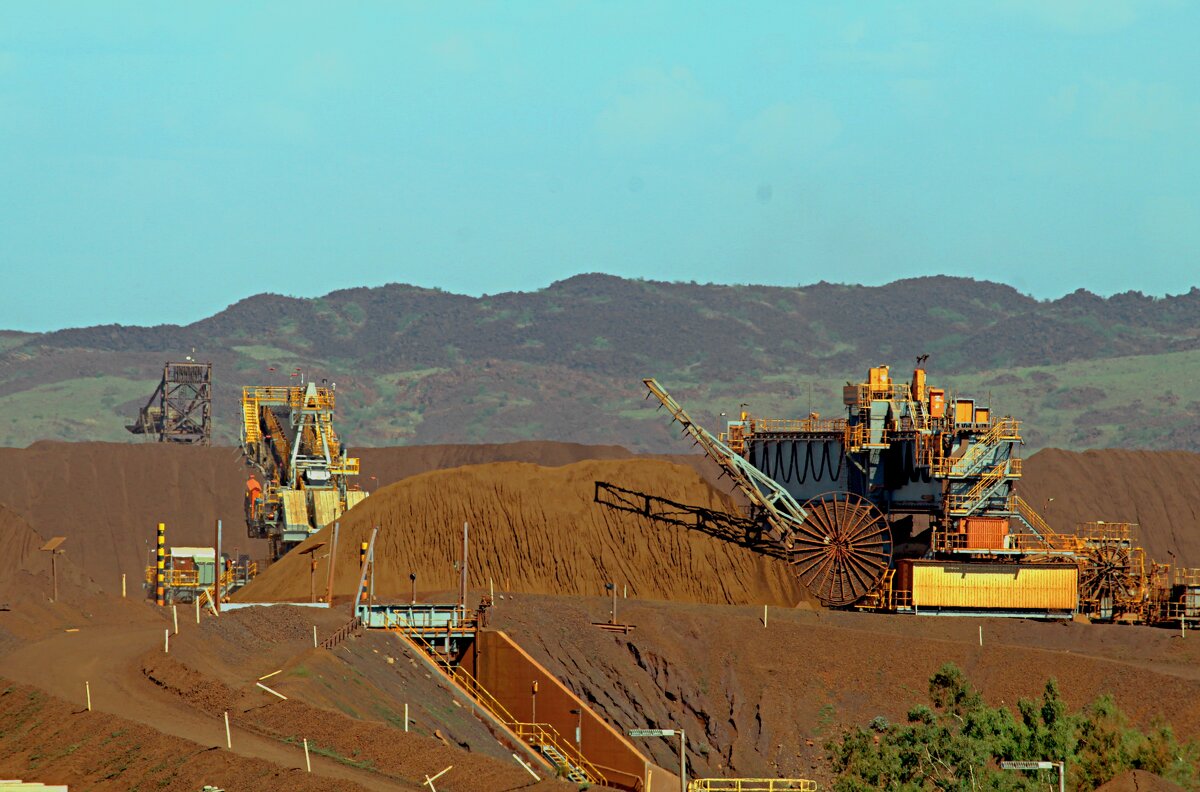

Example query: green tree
[827,663,1200,792]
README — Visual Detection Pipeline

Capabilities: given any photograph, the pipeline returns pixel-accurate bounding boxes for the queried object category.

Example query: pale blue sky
[2,2,1198,331]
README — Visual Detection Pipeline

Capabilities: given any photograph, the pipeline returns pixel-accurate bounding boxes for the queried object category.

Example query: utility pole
[214,519,222,613]
[40,537,66,603]
[460,522,469,617]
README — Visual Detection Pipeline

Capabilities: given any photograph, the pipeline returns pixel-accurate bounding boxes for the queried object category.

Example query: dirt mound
[0,501,95,603]
[238,458,805,606]
[493,594,1200,785]
[357,439,634,485]
[1096,770,1186,792]
[0,440,638,595]
[1021,448,1200,565]
[0,678,380,791]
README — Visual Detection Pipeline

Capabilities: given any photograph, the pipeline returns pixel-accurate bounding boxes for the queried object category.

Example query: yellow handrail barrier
[386,619,604,786]
[931,418,1021,477]
[688,779,816,791]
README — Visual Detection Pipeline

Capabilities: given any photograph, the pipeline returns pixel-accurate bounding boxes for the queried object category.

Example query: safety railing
[930,419,1022,477]
[843,423,876,452]
[1011,495,1060,540]
[388,619,604,786]
[741,417,848,436]
[853,383,911,403]
[1176,568,1200,586]
[1007,532,1085,554]
[944,463,1013,514]
[330,458,361,476]
[291,388,335,411]
[1075,521,1135,543]
[688,779,816,791]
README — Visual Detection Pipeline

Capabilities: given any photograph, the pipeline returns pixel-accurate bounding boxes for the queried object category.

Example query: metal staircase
[242,396,260,443]
[947,461,1014,515]
[539,742,590,783]
[386,620,604,787]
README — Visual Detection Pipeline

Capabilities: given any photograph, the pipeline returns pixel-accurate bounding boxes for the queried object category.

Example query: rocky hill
[3,275,1199,451]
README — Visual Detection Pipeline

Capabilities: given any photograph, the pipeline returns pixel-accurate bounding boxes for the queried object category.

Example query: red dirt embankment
[0,679,377,792]
[0,440,640,594]
[237,458,805,606]
[1021,448,1200,565]
[493,594,1200,785]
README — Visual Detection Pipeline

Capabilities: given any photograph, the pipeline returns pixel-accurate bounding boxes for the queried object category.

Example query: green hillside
[2,275,1198,452]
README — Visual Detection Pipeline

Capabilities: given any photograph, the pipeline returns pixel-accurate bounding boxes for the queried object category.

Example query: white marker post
[164,628,169,654]
[313,625,318,648]
[303,738,311,772]
[173,604,179,635]
[122,573,126,598]
[424,765,453,792]
[85,680,91,711]
[195,597,200,624]
[513,753,540,780]
[763,605,768,628]
[224,711,232,749]
[404,702,409,732]
[979,625,983,646]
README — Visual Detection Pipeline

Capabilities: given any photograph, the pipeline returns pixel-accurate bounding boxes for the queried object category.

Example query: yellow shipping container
[911,562,1077,611]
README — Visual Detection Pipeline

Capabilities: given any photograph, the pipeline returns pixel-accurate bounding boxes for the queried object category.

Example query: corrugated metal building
[896,560,1077,614]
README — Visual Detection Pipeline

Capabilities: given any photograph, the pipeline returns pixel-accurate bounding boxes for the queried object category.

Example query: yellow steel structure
[387,619,605,787]
[688,780,816,792]
[241,381,366,558]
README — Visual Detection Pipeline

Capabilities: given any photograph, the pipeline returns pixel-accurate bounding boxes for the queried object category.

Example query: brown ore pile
[238,458,805,606]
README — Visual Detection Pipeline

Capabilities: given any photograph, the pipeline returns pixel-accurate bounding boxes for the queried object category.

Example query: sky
[2,1,1199,332]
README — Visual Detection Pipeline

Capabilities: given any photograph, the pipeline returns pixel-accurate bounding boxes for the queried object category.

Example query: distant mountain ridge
[2,274,1199,452]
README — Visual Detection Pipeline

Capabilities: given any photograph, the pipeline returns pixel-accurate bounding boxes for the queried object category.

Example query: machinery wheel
[790,492,892,606]
[1079,541,1137,617]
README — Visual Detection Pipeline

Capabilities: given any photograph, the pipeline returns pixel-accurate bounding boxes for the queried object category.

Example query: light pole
[606,582,616,624]
[1001,760,1064,792]
[570,708,582,751]
[629,727,686,792]
[531,680,538,724]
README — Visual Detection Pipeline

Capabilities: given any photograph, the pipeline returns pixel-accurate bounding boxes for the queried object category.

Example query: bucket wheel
[790,492,892,606]
[1079,540,1139,617]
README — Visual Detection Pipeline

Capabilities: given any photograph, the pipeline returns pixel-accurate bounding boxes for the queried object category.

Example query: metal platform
[356,602,477,637]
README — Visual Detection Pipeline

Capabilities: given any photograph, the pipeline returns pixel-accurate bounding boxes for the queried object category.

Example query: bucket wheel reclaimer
[792,492,891,606]
[642,379,892,607]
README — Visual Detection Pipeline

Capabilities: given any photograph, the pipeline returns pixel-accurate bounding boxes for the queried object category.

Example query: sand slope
[1021,448,1200,566]
[0,440,640,593]
[237,458,805,606]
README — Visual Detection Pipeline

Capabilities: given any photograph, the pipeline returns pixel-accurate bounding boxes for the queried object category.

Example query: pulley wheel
[1080,542,1136,603]
[790,492,892,606]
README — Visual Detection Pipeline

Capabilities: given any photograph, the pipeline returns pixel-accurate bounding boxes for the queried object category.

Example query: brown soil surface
[0,678,378,792]
[1096,770,1187,792]
[1022,448,1200,566]
[492,594,1200,787]
[236,458,805,606]
[0,439,642,595]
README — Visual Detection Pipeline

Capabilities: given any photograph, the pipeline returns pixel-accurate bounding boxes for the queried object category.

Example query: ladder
[539,743,590,783]
[242,396,261,443]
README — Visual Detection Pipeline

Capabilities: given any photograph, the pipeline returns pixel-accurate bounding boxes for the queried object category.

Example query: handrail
[1011,495,1061,542]
[688,779,817,791]
[386,618,604,785]
[931,418,1022,477]
[740,417,848,436]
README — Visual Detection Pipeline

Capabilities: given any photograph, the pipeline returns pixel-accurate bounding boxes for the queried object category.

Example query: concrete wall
[468,629,677,791]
